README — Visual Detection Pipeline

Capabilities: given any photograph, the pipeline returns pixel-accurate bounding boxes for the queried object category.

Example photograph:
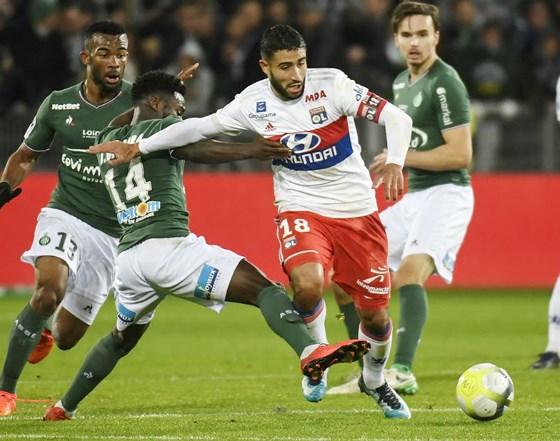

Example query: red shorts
[276,211,390,310]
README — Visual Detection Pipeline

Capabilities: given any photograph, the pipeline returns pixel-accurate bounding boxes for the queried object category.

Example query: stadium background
[0,0,559,288]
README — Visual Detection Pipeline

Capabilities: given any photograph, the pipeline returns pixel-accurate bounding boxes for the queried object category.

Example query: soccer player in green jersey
[0,21,133,416]
[42,71,369,420]
[328,1,474,396]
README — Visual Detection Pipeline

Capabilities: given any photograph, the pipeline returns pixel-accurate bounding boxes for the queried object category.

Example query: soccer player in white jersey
[328,1,474,396]
[530,75,560,369]
[91,24,413,418]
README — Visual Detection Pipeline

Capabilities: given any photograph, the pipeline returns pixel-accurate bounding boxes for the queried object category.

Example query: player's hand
[176,63,200,83]
[368,148,387,175]
[0,181,22,209]
[88,141,140,166]
[248,136,292,160]
[371,161,404,203]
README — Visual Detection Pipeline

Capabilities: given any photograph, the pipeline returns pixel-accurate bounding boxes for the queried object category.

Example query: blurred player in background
[91,23,413,419]
[328,1,474,396]
[530,75,560,369]
[43,71,369,420]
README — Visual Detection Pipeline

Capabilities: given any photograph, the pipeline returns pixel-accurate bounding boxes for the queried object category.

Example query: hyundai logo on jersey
[256,101,267,112]
[273,118,353,171]
[281,133,321,154]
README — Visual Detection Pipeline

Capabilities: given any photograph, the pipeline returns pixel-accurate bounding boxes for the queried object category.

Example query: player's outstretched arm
[173,136,291,163]
[0,144,40,209]
[88,141,140,166]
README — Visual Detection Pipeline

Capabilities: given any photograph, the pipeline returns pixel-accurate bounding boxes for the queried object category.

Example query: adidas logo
[264,122,274,131]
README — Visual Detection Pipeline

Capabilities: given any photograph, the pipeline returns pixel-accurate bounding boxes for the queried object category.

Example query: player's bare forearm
[88,141,140,166]
[173,137,291,163]
[1,144,39,188]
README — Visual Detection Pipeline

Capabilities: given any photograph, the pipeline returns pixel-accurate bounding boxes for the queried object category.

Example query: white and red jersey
[211,68,387,218]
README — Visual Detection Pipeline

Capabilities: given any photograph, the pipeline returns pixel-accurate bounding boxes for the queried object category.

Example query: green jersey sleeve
[432,73,470,131]
[23,94,55,151]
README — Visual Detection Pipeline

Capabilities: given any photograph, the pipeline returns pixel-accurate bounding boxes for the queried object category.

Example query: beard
[90,69,121,95]
[269,74,304,101]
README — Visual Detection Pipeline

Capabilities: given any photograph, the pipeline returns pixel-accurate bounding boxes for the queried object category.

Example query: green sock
[393,284,428,370]
[338,302,360,339]
[338,301,363,367]
[0,304,49,393]
[61,333,128,411]
[257,285,315,356]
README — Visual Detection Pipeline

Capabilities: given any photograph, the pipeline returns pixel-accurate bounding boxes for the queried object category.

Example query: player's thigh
[114,234,243,330]
[23,208,118,325]
[276,211,334,276]
[405,184,474,282]
[331,213,391,311]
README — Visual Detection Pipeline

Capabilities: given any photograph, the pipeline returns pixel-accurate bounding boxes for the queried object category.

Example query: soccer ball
[456,363,514,421]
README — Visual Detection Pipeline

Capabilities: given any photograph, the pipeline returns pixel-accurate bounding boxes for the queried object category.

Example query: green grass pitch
[0,288,559,440]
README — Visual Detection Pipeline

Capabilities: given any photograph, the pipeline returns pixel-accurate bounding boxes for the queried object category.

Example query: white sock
[300,344,321,360]
[546,276,560,354]
[298,298,328,345]
[359,322,392,389]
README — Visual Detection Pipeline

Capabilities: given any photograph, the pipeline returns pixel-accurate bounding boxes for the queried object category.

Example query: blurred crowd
[0,0,559,118]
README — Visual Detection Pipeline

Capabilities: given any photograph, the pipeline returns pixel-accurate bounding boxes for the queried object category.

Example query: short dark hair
[132,70,186,104]
[84,20,126,47]
[391,1,440,33]
[260,24,306,60]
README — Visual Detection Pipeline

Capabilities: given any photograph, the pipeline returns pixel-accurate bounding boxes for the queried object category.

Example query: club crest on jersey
[309,106,328,125]
[256,101,267,112]
[280,133,321,154]
[283,236,297,249]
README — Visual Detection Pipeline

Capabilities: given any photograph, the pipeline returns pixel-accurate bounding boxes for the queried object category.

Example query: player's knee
[53,333,79,351]
[31,282,65,315]
[360,309,390,335]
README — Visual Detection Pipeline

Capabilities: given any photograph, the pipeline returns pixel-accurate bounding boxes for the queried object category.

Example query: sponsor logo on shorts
[39,234,51,246]
[195,263,219,299]
[117,303,135,324]
[443,252,455,272]
[356,266,390,295]
[283,236,297,249]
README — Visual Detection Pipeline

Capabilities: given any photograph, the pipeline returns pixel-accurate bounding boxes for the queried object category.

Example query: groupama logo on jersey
[280,133,321,154]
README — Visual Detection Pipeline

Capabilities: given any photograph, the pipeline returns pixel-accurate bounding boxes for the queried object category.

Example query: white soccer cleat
[326,373,360,395]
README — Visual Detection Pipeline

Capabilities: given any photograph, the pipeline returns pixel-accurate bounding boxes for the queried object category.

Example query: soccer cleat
[300,339,370,383]
[302,372,328,402]
[0,391,17,416]
[385,364,418,395]
[43,402,75,421]
[326,373,360,395]
[28,329,55,364]
[529,352,560,369]
[358,376,411,419]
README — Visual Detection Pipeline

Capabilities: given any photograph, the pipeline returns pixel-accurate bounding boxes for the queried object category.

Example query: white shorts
[380,184,474,283]
[113,233,243,331]
[21,207,118,325]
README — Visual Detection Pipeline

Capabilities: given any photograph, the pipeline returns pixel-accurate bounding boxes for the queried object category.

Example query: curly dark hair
[260,24,306,61]
[132,70,186,104]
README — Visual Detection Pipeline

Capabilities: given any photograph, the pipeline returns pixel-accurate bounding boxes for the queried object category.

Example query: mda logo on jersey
[280,133,321,154]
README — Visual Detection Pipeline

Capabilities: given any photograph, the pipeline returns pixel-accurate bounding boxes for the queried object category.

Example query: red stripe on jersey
[269,116,350,147]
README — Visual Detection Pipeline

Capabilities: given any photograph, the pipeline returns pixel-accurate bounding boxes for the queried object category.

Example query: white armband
[138,115,220,154]
[377,102,412,167]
